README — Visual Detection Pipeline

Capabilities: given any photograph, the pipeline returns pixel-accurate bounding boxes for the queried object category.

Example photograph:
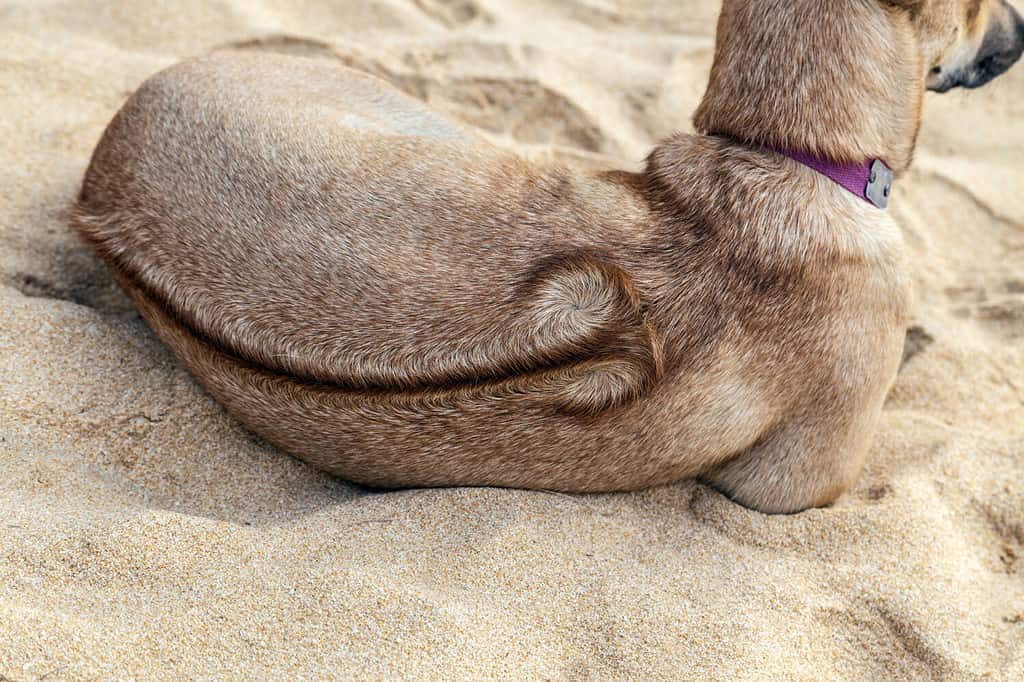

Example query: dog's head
[694,0,1023,171]
[895,0,1024,91]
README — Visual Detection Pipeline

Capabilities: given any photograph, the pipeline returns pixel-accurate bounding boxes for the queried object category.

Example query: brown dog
[72,0,1024,513]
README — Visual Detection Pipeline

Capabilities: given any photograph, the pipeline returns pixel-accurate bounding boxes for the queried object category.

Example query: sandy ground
[1,0,1023,679]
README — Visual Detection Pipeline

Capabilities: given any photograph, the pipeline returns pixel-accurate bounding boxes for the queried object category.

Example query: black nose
[963,5,1024,88]
[1012,3,1024,42]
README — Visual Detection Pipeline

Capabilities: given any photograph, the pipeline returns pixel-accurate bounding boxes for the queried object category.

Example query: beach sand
[1,1,1023,679]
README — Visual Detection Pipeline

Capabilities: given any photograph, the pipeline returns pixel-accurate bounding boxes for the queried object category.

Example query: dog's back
[77,53,663,398]
[74,52,696,491]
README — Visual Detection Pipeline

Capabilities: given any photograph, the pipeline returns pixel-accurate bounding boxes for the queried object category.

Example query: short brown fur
[72,0,1024,513]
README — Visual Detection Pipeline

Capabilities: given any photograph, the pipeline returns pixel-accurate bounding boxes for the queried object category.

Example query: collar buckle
[865,160,894,209]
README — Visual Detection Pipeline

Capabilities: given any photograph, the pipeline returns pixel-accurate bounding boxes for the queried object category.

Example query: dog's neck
[772,148,894,209]
[693,0,924,175]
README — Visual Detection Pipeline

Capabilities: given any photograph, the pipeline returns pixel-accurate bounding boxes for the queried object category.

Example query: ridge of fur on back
[71,197,664,417]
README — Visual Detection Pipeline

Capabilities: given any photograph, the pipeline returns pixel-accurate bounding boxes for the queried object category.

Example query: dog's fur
[72,0,1024,513]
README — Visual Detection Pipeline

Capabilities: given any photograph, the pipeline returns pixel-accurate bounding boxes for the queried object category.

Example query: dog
[72,0,1024,513]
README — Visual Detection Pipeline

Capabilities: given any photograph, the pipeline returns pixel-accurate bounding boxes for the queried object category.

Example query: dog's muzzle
[932,5,1024,92]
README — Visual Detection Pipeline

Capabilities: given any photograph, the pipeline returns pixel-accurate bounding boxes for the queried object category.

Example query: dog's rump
[73,52,661,410]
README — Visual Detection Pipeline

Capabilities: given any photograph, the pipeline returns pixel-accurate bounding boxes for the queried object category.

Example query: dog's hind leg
[699,400,885,515]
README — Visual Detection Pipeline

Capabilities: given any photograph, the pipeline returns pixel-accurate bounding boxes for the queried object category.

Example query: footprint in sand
[226,34,397,82]
[229,34,336,59]
[412,0,491,27]
[399,75,608,152]
[224,35,607,152]
[5,240,135,317]
[947,281,1024,341]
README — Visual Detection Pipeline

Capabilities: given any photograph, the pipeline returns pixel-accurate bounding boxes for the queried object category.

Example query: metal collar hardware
[865,160,894,210]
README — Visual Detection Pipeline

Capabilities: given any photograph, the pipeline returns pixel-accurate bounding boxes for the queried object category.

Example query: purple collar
[775,149,894,210]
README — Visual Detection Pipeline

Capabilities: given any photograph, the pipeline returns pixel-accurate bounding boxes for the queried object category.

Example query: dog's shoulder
[643,133,906,272]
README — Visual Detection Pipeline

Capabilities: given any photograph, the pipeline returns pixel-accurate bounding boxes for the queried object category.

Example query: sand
[1,0,1022,679]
